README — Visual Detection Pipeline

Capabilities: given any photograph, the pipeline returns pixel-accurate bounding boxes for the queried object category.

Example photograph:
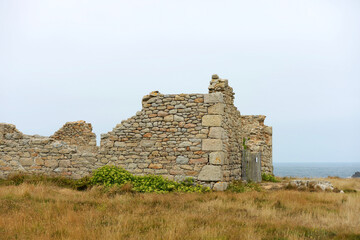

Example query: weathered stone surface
[208,103,225,114]
[34,158,44,165]
[176,156,189,164]
[45,160,58,168]
[114,142,126,147]
[179,141,191,147]
[209,127,226,139]
[149,163,162,169]
[212,74,219,79]
[164,115,174,122]
[352,172,360,178]
[175,104,186,109]
[59,160,71,168]
[140,140,155,147]
[189,158,208,164]
[174,115,184,122]
[143,133,152,138]
[19,158,33,166]
[157,111,168,117]
[213,182,228,191]
[202,115,222,127]
[209,152,225,165]
[198,165,222,181]
[194,98,203,103]
[184,123,196,128]
[202,139,223,151]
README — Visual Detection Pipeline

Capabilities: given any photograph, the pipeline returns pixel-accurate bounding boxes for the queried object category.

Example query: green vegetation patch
[1,166,210,193]
[262,173,279,182]
[227,181,261,193]
[90,165,210,193]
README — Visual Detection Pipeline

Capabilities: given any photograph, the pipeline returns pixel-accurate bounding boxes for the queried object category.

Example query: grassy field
[0,178,359,240]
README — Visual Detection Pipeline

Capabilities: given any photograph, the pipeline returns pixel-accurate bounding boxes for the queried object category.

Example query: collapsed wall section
[0,122,100,179]
[241,115,273,174]
[51,120,97,147]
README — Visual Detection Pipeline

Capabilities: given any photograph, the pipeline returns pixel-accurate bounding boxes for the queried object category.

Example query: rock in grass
[351,172,360,178]
[287,180,335,192]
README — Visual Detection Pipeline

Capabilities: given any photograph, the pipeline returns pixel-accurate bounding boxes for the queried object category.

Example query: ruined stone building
[0,75,272,189]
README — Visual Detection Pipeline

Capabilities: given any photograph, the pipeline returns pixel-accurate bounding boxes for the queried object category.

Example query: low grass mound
[227,181,261,193]
[0,173,90,190]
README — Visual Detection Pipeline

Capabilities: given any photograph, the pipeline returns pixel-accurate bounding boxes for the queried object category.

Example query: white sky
[0,0,359,163]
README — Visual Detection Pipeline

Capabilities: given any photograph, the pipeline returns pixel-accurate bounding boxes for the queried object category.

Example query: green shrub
[181,177,195,186]
[262,173,279,182]
[73,176,92,190]
[131,174,210,193]
[227,181,261,193]
[132,175,177,193]
[90,165,135,187]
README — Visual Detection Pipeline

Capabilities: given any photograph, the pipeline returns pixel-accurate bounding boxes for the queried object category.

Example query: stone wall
[241,115,273,174]
[0,75,273,188]
[0,122,100,179]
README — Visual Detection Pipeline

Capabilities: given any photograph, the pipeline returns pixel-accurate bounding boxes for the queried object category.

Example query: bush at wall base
[90,165,210,193]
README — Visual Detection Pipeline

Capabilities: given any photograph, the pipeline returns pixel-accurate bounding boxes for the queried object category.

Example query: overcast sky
[0,0,359,163]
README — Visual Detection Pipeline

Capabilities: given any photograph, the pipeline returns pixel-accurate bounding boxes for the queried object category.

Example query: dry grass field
[0,178,359,240]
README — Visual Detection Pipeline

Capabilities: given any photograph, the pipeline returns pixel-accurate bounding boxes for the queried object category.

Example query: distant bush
[227,181,261,193]
[262,173,279,182]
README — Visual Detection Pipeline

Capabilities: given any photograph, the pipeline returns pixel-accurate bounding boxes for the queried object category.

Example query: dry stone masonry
[0,75,272,189]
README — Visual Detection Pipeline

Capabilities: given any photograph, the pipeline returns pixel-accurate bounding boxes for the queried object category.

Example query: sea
[273,162,360,178]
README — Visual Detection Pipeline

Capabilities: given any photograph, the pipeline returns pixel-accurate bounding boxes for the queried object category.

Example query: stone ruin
[0,75,272,190]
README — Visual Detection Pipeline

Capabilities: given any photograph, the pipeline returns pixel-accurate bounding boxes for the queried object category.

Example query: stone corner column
[198,92,229,189]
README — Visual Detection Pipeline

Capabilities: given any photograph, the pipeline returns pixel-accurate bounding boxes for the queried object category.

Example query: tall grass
[0,178,359,240]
